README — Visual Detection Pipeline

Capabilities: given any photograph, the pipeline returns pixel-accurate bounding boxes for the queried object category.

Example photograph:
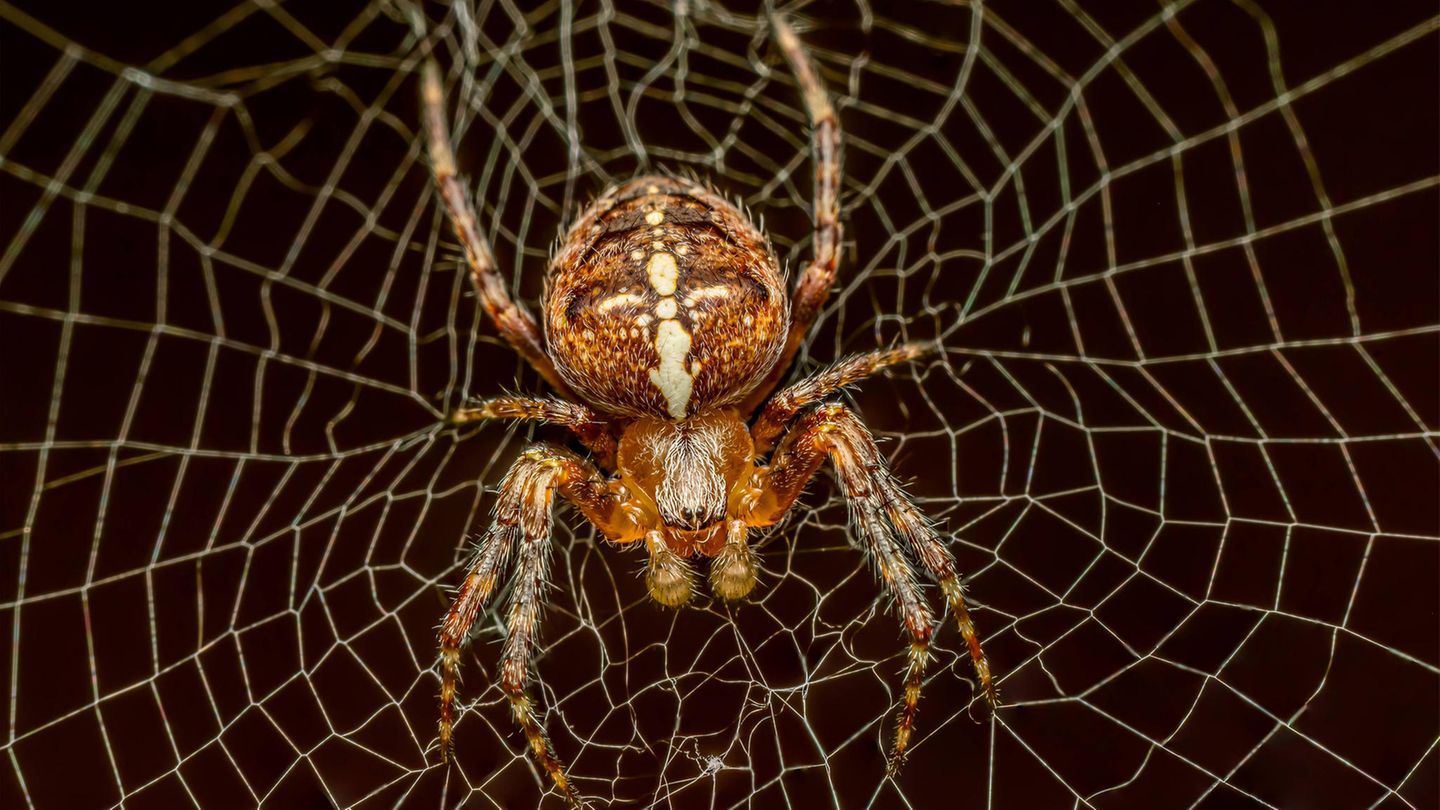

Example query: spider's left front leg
[439,444,644,804]
[744,404,996,772]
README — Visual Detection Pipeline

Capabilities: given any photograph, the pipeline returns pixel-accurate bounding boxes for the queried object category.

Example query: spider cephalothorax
[423,16,996,805]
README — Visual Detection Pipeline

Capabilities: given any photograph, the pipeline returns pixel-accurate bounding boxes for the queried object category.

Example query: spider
[422,15,996,804]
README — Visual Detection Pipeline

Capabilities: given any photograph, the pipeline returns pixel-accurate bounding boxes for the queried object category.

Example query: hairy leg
[437,444,646,804]
[452,394,617,468]
[750,342,933,453]
[744,404,997,768]
[880,469,999,709]
[741,16,844,413]
[497,523,569,798]
[421,62,576,399]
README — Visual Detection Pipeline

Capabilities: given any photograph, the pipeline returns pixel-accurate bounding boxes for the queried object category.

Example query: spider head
[654,429,727,530]
[618,412,752,533]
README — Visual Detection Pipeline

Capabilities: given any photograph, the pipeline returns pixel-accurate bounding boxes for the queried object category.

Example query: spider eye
[672,506,714,531]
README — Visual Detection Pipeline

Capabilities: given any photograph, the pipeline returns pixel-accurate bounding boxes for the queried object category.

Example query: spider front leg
[745,404,997,771]
[438,444,644,805]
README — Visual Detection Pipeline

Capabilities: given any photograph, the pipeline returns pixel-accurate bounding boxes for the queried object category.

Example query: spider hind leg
[742,15,846,412]
[420,61,576,400]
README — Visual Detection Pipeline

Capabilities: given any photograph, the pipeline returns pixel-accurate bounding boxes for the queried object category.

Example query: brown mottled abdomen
[545,175,789,419]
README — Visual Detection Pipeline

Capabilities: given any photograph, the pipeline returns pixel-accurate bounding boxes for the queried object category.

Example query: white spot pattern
[599,292,644,311]
[643,247,693,418]
[649,320,693,419]
[646,252,678,295]
[685,285,731,306]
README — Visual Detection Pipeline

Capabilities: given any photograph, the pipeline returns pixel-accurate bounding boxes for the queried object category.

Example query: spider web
[1,0,1437,807]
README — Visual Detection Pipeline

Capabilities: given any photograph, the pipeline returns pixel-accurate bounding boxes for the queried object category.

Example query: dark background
[1,1,1436,808]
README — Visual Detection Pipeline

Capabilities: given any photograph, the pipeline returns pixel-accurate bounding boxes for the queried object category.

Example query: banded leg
[880,470,999,709]
[745,404,997,770]
[452,395,617,469]
[421,62,576,399]
[750,342,934,453]
[742,15,845,413]
[499,525,570,800]
[437,444,645,804]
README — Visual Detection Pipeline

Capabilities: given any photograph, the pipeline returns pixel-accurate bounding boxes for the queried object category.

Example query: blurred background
[1,1,1436,807]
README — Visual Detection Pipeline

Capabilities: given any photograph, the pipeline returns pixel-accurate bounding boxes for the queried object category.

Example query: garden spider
[424,15,996,804]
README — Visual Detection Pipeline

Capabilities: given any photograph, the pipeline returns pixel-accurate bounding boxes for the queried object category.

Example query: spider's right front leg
[438,444,645,805]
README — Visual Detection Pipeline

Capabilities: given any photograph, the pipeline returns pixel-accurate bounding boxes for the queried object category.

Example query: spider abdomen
[546,175,789,420]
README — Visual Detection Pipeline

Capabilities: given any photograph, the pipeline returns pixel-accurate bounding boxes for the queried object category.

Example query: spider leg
[452,395,618,468]
[437,444,646,805]
[421,61,577,400]
[750,342,934,453]
[744,404,997,771]
[880,469,999,711]
[741,15,844,414]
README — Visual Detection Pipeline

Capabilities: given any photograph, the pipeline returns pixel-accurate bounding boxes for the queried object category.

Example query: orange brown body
[548,176,788,421]
[422,15,997,807]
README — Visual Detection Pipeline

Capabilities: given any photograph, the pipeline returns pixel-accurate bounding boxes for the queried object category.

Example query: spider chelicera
[422,16,997,804]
